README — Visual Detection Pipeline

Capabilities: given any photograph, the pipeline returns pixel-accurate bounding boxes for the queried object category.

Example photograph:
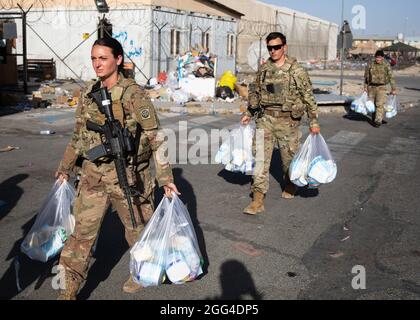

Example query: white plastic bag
[129,194,204,287]
[365,100,376,114]
[129,197,171,287]
[351,92,368,115]
[21,180,76,262]
[171,89,190,105]
[165,194,203,284]
[289,134,337,189]
[385,95,398,119]
[215,124,255,174]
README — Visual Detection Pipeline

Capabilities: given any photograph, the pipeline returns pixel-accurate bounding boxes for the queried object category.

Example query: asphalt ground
[1,103,420,301]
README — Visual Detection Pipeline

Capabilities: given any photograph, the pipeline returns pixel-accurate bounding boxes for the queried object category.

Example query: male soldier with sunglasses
[241,32,320,215]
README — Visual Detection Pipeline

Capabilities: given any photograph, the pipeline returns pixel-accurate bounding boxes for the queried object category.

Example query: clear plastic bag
[351,92,376,115]
[165,194,203,284]
[385,95,398,119]
[365,100,376,114]
[129,194,203,287]
[289,134,337,189]
[21,180,76,262]
[351,92,368,115]
[215,124,255,174]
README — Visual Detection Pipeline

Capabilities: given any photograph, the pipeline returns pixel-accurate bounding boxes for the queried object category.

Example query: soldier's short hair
[266,32,287,45]
[375,50,385,57]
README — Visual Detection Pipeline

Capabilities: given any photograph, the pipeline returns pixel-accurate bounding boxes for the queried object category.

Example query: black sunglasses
[267,44,285,52]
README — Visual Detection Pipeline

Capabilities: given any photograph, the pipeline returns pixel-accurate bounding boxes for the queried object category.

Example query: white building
[2,0,339,81]
[2,0,242,83]
[405,36,420,50]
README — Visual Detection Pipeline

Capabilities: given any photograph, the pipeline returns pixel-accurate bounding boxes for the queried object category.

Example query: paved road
[1,106,420,300]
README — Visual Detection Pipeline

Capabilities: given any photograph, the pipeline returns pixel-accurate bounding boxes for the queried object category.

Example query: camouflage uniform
[364,60,396,124]
[245,57,319,195]
[56,74,173,293]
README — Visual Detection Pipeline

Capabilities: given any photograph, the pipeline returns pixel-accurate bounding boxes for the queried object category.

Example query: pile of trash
[21,180,76,262]
[144,50,246,104]
[351,92,375,115]
[215,124,255,174]
[130,194,204,287]
[29,81,81,109]
[290,134,337,189]
[215,71,237,102]
[144,50,217,104]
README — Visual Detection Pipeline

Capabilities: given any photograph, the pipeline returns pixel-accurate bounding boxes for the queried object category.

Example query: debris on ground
[0,146,20,152]
[329,251,345,258]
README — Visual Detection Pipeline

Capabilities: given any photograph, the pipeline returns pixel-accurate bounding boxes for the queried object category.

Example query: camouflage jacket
[364,60,396,90]
[246,57,319,128]
[57,74,173,187]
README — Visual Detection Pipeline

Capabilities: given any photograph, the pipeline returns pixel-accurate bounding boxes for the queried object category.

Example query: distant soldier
[55,37,180,299]
[241,32,320,215]
[364,50,397,127]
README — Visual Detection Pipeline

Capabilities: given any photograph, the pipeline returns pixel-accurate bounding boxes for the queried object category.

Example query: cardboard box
[56,95,68,104]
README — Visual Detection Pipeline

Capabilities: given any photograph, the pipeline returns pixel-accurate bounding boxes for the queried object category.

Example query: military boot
[57,274,81,300]
[282,182,298,199]
[123,276,142,294]
[243,192,265,215]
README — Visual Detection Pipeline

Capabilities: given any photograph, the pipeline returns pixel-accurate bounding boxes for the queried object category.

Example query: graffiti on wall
[113,31,142,59]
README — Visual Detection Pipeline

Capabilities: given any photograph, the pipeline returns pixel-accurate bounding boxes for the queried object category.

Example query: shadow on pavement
[207,260,263,300]
[217,169,252,186]
[298,187,320,198]
[0,214,58,300]
[77,208,128,300]
[404,87,420,92]
[0,174,29,221]
[343,111,373,124]
[269,148,286,189]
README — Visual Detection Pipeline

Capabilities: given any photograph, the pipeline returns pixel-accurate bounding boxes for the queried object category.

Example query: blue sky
[263,0,420,37]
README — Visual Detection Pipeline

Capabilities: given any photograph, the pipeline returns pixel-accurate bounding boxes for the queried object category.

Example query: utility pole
[17,4,32,94]
[338,1,353,97]
[340,0,345,96]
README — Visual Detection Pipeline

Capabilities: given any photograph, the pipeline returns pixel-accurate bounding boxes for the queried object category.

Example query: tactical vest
[76,78,152,165]
[368,63,389,85]
[258,60,305,118]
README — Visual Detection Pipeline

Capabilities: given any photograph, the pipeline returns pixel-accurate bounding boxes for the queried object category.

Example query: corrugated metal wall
[151,8,237,77]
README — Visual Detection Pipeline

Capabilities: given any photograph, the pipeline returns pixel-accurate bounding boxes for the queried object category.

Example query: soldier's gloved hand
[241,115,251,125]
[55,171,69,184]
[310,127,321,135]
[391,90,397,96]
[163,183,181,198]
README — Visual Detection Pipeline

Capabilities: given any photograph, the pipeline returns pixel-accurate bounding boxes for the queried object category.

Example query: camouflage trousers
[368,85,388,123]
[59,160,155,283]
[251,114,302,194]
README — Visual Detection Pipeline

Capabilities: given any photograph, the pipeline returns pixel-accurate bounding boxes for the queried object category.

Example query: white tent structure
[220,0,339,72]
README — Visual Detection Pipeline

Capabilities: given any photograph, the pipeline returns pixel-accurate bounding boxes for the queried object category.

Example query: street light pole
[340,0,345,96]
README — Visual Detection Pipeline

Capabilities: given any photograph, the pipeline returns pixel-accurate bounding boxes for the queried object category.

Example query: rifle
[86,85,140,229]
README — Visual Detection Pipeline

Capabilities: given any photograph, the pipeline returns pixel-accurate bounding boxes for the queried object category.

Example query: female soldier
[55,37,180,299]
